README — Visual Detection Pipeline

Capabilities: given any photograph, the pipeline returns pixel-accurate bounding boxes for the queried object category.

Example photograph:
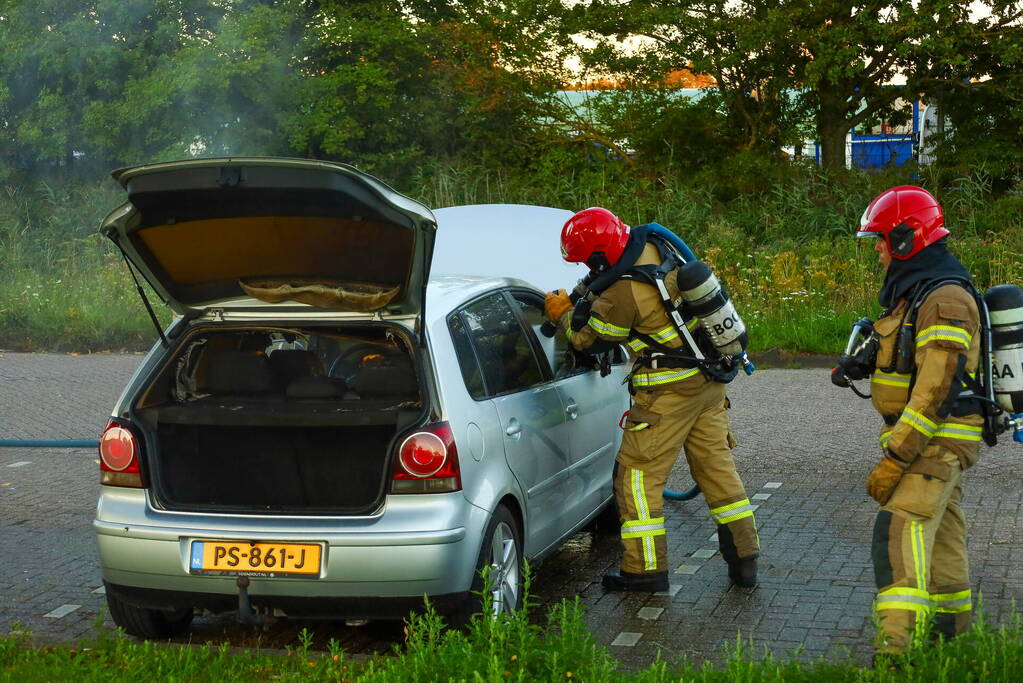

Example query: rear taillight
[391,421,461,494]
[99,420,144,488]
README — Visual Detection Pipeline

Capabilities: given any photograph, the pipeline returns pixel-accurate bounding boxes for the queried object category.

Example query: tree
[923,6,1023,187]
[0,0,231,175]
[283,0,571,177]
[568,1,1023,170]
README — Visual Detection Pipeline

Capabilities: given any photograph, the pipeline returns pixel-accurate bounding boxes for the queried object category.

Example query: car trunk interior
[133,324,424,515]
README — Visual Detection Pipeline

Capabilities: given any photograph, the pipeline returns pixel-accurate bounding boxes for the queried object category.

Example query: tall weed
[1,165,1017,354]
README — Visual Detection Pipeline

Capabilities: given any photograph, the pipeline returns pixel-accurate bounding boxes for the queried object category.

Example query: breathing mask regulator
[832,281,1023,446]
[830,317,879,398]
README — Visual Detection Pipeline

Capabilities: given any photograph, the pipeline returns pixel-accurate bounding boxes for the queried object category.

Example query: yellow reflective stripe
[879,586,931,600]
[932,590,972,613]
[621,517,666,539]
[876,598,932,613]
[649,326,679,343]
[717,508,754,524]
[625,421,649,432]
[879,430,893,449]
[587,317,630,338]
[565,327,573,340]
[621,528,666,539]
[900,408,937,437]
[631,469,650,520]
[934,423,983,441]
[627,338,648,352]
[710,499,750,515]
[911,521,926,590]
[876,586,932,613]
[627,469,657,571]
[872,371,911,388]
[622,517,665,528]
[917,325,972,349]
[631,367,701,387]
[686,317,699,330]
[710,499,755,525]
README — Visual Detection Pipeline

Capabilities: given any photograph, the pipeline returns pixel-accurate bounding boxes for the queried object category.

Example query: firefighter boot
[718,524,758,587]
[728,557,758,587]
[601,570,669,593]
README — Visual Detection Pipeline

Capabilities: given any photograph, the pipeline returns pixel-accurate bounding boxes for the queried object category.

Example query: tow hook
[236,576,267,626]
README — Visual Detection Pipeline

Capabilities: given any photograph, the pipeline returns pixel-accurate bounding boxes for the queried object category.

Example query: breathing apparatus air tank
[985,284,1023,444]
[673,260,748,357]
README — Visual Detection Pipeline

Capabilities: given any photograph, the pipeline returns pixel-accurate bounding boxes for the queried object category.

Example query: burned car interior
[133,326,423,513]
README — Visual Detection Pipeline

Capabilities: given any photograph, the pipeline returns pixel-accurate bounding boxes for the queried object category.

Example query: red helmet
[560,207,630,266]
[856,186,948,260]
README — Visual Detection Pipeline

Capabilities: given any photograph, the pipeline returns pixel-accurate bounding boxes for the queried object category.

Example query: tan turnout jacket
[558,243,701,390]
[870,283,983,468]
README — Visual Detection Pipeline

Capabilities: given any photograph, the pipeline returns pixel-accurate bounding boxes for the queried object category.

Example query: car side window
[459,293,545,396]
[508,291,582,379]
[448,314,486,400]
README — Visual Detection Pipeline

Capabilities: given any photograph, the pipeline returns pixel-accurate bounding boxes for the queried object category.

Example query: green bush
[1,164,1017,355]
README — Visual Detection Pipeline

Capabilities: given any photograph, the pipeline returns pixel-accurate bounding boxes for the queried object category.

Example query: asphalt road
[1,351,1020,669]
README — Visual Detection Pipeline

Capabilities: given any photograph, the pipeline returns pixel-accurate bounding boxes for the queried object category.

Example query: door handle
[505,419,522,439]
[565,402,579,419]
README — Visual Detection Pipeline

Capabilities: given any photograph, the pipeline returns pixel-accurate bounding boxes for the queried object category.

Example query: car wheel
[448,505,522,628]
[588,498,620,535]
[106,591,194,639]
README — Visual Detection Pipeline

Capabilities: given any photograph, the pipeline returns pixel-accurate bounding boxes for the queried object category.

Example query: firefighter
[544,207,759,591]
[855,186,980,654]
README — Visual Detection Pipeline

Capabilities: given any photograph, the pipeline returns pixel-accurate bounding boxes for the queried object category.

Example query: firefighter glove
[866,452,910,505]
[545,289,572,323]
[570,298,592,332]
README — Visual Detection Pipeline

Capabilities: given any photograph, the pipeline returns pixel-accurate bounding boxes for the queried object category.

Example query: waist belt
[640,353,698,370]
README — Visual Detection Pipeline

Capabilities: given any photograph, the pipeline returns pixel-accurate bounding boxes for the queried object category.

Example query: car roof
[430,204,587,294]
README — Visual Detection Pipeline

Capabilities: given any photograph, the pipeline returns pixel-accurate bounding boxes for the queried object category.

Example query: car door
[507,291,626,521]
[457,292,572,556]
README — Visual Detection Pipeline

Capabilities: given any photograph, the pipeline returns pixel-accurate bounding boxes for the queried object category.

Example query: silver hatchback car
[93,158,629,638]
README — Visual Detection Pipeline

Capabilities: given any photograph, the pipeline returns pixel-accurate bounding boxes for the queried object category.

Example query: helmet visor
[856,230,880,239]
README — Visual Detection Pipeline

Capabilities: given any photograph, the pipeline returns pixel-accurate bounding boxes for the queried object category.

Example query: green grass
[2,598,1022,682]
[0,182,170,352]
[1,166,1020,354]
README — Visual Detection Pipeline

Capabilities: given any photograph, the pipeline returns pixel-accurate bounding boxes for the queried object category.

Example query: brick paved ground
[1,351,1021,668]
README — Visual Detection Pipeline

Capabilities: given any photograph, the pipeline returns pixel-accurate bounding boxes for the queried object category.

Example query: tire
[447,505,523,628]
[588,498,621,535]
[106,591,194,639]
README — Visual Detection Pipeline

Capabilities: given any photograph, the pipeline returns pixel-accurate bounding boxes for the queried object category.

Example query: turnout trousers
[872,445,972,653]
[615,378,759,575]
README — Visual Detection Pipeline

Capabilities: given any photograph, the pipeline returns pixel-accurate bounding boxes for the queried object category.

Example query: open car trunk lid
[101,158,436,320]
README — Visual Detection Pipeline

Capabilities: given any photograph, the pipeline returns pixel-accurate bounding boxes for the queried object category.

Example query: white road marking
[611,632,643,647]
[92,586,106,595]
[691,548,717,559]
[44,604,81,618]
[763,482,783,489]
[6,462,30,468]
[752,492,772,501]
[637,607,664,620]
[708,532,718,542]
[674,564,700,575]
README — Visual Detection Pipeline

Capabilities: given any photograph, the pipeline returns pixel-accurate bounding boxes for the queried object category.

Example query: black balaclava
[877,237,971,309]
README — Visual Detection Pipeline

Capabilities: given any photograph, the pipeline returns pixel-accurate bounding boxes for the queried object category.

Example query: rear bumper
[105,581,468,620]
[94,489,489,605]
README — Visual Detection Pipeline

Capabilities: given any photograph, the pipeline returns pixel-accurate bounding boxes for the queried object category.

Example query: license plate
[189,540,322,578]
